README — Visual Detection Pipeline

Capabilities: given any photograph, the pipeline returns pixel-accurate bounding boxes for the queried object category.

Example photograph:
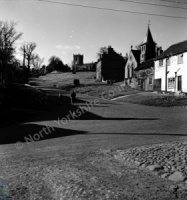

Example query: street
[1,89,187,199]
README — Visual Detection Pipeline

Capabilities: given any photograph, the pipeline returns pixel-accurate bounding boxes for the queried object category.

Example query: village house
[154,40,187,94]
[135,58,155,91]
[124,26,162,91]
[96,46,126,82]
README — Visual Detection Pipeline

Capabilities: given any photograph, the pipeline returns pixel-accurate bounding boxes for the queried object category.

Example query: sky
[0,0,187,66]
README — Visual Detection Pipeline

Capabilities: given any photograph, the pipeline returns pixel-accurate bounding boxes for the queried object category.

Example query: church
[124,25,162,91]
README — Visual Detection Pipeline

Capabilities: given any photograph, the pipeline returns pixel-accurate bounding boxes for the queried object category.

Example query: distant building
[96,46,126,82]
[73,54,96,72]
[73,54,83,65]
[76,62,96,71]
[154,40,187,93]
[125,26,162,91]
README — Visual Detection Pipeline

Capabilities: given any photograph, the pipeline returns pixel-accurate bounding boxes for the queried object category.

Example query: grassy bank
[118,93,187,107]
[30,72,187,107]
[30,72,143,99]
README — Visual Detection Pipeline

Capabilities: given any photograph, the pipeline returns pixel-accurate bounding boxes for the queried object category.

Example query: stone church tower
[139,26,157,64]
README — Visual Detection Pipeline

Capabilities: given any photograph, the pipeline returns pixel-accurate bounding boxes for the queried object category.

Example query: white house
[154,40,187,93]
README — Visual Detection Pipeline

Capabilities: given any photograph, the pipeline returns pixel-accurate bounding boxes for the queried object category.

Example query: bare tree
[31,54,44,69]
[0,21,22,63]
[0,21,22,84]
[20,42,37,73]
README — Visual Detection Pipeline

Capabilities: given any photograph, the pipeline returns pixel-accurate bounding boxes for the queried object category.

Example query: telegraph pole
[165,62,168,93]
[23,46,26,67]
[21,42,26,67]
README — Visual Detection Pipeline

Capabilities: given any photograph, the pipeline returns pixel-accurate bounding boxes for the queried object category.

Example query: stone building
[96,46,126,82]
[124,47,140,87]
[124,26,162,91]
[73,54,96,72]
[73,54,83,65]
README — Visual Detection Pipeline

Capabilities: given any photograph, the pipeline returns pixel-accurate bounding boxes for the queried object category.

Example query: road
[1,89,187,199]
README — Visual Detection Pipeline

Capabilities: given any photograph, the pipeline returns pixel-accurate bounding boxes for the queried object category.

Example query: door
[140,80,145,90]
[178,76,182,91]
[154,79,161,92]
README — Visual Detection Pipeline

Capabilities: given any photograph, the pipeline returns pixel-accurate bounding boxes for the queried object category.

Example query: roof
[139,26,156,46]
[135,58,154,71]
[155,40,187,60]
[131,50,141,64]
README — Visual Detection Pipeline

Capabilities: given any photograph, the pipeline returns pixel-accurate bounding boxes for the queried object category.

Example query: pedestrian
[71,91,76,105]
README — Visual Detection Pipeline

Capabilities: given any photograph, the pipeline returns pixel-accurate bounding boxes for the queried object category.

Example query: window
[131,63,134,77]
[168,77,175,88]
[131,68,134,78]
[142,54,145,60]
[159,59,163,66]
[149,77,153,85]
[138,79,141,86]
[166,58,170,66]
[178,54,183,64]
[141,45,146,51]
[127,65,130,78]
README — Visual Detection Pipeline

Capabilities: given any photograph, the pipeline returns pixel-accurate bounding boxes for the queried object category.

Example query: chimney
[108,45,113,54]
[157,47,163,56]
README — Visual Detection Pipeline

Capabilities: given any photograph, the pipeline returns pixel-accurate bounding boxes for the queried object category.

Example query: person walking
[71,91,76,105]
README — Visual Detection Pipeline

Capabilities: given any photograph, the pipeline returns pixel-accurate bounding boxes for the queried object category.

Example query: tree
[31,53,44,69]
[0,21,22,84]
[0,21,22,64]
[20,42,37,73]
[48,56,62,66]
[47,56,67,72]
[96,46,108,60]
[11,57,22,67]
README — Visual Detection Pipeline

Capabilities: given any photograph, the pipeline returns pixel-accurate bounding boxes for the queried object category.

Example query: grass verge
[120,93,187,107]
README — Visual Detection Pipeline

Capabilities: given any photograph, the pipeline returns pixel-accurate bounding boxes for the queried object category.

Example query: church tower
[139,25,157,63]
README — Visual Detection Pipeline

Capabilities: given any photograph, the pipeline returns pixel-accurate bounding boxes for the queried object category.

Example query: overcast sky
[1,0,187,65]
